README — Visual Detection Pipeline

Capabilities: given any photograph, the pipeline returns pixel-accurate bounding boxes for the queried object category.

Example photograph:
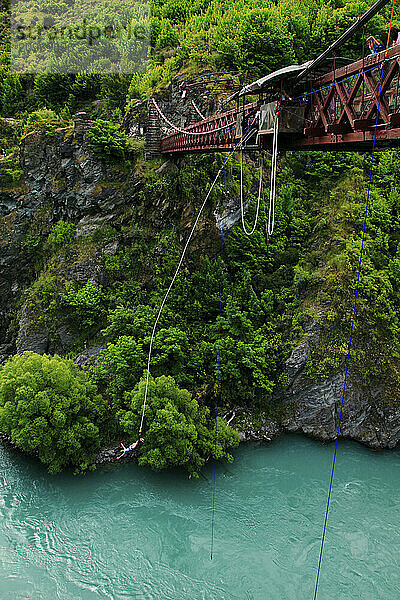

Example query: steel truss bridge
[160,45,400,154]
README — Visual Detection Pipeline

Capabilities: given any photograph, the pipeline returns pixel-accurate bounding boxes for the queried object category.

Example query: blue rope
[313,59,386,600]
[292,64,380,102]
[210,134,227,561]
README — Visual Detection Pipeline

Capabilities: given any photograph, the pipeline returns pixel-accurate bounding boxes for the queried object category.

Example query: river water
[0,435,399,600]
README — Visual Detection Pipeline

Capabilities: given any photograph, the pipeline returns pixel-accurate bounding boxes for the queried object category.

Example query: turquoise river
[1,435,399,599]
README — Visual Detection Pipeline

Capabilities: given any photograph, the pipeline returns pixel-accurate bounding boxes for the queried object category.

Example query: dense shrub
[22,108,71,136]
[120,375,239,476]
[87,119,128,160]
[0,353,106,473]
[46,220,76,253]
[61,281,105,330]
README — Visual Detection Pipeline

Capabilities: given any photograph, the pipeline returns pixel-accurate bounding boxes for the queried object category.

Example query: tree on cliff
[0,352,106,473]
[119,375,240,477]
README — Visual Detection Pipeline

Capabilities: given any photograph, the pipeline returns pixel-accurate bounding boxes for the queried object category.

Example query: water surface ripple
[1,436,399,599]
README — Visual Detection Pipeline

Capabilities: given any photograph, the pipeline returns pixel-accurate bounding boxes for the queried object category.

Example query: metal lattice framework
[160,45,400,154]
[294,43,400,150]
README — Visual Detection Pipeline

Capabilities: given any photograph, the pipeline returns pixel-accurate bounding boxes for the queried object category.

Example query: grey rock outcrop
[75,345,105,367]
[237,314,400,450]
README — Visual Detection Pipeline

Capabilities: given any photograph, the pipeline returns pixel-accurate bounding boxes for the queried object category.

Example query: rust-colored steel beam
[160,46,400,154]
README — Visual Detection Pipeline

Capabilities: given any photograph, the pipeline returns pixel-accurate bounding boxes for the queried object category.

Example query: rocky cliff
[0,100,399,454]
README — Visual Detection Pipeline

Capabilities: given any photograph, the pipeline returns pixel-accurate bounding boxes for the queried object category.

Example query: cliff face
[0,110,222,360]
[279,328,400,449]
[0,109,399,451]
[0,115,139,358]
[237,326,400,450]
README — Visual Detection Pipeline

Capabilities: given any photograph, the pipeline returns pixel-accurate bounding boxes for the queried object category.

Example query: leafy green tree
[87,119,128,160]
[0,353,106,473]
[120,375,239,476]
[92,335,145,403]
[102,305,155,341]
[0,72,24,116]
[61,281,105,330]
[33,74,74,111]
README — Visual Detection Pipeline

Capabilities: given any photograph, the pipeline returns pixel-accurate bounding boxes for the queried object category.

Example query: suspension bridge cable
[152,98,235,136]
[312,2,395,596]
[192,99,206,120]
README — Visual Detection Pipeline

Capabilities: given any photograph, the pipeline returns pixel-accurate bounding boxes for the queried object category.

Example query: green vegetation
[22,108,72,136]
[0,0,400,476]
[5,144,400,475]
[120,375,239,476]
[46,220,76,253]
[0,353,105,473]
[87,119,129,160]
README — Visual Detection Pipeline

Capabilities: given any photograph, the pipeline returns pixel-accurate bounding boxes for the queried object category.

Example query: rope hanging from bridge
[138,122,256,437]
[152,98,235,136]
[239,148,263,236]
[267,111,279,239]
[239,110,279,238]
[313,2,396,598]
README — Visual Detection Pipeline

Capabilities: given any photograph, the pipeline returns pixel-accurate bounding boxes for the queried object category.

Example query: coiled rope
[152,98,235,136]
[239,148,263,236]
[239,110,279,238]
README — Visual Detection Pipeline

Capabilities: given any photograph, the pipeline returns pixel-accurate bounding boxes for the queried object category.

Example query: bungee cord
[139,169,222,435]
[138,123,257,436]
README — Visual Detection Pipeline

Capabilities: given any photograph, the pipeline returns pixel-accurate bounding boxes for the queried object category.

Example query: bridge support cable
[313,1,396,597]
[152,98,235,136]
[191,99,206,120]
[138,122,257,436]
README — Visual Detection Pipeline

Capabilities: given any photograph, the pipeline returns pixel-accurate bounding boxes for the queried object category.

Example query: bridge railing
[302,43,400,142]
[160,44,400,153]
[160,102,258,153]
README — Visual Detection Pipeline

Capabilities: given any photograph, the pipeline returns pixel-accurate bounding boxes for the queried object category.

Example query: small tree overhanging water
[0,352,106,474]
[119,374,240,477]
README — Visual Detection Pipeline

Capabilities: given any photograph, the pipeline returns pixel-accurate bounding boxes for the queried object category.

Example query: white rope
[152,98,235,136]
[267,113,279,238]
[139,178,218,432]
[139,128,251,434]
[239,148,263,236]
[191,99,206,120]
